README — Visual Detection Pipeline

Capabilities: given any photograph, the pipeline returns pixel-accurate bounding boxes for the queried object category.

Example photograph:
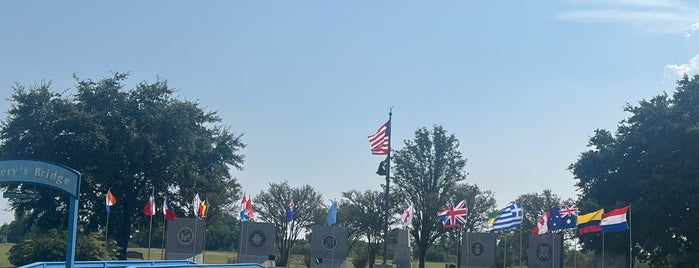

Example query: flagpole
[602,232,605,268]
[465,231,469,268]
[552,232,555,268]
[382,108,392,265]
[161,215,166,260]
[147,189,154,260]
[147,211,153,259]
[503,234,507,268]
[193,216,198,262]
[105,212,110,259]
[519,225,522,268]
[628,206,632,268]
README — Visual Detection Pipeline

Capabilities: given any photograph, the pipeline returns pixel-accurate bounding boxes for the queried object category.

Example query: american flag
[368,122,389,155]
[438,200,468,228]
[559,204,579,218]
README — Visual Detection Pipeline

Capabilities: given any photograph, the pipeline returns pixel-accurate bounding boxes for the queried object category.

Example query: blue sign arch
[0,159,80,268]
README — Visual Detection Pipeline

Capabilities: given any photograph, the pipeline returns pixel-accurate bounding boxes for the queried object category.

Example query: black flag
[376,157,388,176]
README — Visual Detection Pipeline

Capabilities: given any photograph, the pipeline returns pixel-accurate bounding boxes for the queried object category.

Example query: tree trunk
[418,246,427,268]
[117,181,135,259]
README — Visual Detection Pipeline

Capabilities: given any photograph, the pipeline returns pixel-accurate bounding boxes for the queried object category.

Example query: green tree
[569,74,699,265]
[340,189,386,268]
[450,183,497,232]
[254,181,324,267]
[0,73,245,259]
[8,229,113,266]
[391,125,468,268]
[513,189,568,266]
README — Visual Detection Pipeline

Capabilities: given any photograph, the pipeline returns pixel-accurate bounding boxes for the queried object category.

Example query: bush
[9,229,113,266]
[352,254,369,268]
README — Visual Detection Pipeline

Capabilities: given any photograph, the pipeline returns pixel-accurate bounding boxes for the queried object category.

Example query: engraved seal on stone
[178,227,194,245]
[537,243,552,261]
[249,230,266,247]
[322,235,337,250]
[471,242,484,256]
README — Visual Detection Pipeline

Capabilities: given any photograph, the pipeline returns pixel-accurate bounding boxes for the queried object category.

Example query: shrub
[352,253,369,268]
[9,229,113,266]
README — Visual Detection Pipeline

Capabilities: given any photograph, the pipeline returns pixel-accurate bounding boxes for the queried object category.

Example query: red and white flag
[368,122,389,155]
[401,204,414,229]
[142,191,156,216]
[531,211,550,235]
[163,197,176,221]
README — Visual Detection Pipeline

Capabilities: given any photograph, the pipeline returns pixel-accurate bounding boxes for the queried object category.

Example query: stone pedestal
[238,221,275,266]
[527,233,563,268]
[310,225,348,268]
[392,229,412,268]
[165,218,206,264]
[460,232,496,268]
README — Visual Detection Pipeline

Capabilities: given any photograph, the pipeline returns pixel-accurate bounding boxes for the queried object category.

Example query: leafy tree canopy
[570,74,699,265]
[0,73,245,259]
[391,125,468,268]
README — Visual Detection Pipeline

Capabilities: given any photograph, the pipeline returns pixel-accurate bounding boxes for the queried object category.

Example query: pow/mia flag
[460,232,496,268]
[311,225,348,268]
[238,221,275,264]
[165,218,206,263]
[527,233,563,268]
[376,157,388,176]
[594,252,628,268]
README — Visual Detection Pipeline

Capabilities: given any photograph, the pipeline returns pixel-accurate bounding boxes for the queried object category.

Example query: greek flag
[493,202,523,232]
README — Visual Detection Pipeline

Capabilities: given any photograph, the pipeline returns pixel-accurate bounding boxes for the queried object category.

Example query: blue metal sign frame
[0,159,80,268]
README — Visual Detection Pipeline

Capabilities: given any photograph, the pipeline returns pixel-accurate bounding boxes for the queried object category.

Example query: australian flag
[438,200,468,228]
[547,204,578,231]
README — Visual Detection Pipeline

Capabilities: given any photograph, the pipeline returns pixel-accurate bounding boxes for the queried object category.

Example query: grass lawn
[128,247,449,268]
[0,245,449,268]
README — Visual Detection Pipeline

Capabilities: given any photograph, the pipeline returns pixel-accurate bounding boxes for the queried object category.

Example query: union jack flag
[559,204,579,218]
[438,200,468,228]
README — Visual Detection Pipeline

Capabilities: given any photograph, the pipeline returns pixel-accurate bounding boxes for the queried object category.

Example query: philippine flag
[600,206,630,233]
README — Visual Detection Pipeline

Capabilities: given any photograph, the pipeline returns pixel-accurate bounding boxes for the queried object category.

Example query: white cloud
[663,54,699,85]
[685,22,699,40]
[558,0,699,36]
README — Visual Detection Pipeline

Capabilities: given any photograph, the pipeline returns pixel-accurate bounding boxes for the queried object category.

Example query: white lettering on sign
[34,168,71,186]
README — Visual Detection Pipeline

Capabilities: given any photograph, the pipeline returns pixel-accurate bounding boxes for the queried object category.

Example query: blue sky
[1,1,698,225]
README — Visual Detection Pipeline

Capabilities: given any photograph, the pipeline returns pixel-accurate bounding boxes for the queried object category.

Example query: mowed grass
[0,243,12,267]
[128,247,448,268]
[0,245,447,268]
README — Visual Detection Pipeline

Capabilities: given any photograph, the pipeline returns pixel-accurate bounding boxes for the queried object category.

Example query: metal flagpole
[147,209,154,259]
[519,226,522,268]
[551,232,555,268]
[193,217,198,262]
[147,189,154,260]
[503,234,507,268]
[105,212,110,259]
[602,232,605,268]
[628,206,632,268]
[161,215,166,260]
[382,108,392,265]
[466,231,469,268]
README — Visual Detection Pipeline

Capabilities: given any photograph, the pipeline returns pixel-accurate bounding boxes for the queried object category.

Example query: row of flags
[436,200,525,232]
[102,189,194,221]
[532,205,630,235]
[239,194,255,221]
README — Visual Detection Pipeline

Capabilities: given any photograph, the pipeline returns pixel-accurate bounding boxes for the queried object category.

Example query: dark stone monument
[311,225,348,268]
[393,229,412,268]
[238,221,275,265]
[165,218,206,263]
[460,232,496,268]
[527,233,563,268]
